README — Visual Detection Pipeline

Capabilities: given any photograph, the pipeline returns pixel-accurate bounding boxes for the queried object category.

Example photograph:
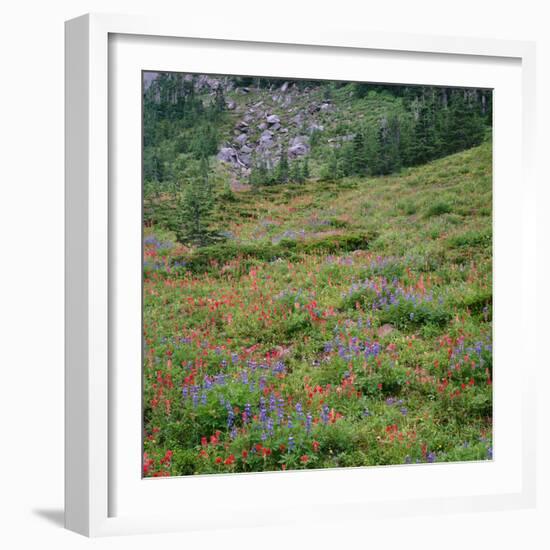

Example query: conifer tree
[302,157,310,180]
[445,91,485,154]
[275,148,289,183]
[351,132,368,175]
[290,160,303,183]
[175,157,217,247]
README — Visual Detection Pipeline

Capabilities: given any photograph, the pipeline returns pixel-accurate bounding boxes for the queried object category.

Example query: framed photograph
[65,13,537,537]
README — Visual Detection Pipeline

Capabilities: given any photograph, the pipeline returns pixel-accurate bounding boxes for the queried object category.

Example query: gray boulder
[289,144,307,158]
[288,135,310,158]
[238,153,251,167]
[260,130,274,143]
[266,114,281,125]
[218,147,238,163]
[291,135,309,146]
[235,133,248,145]
[235,120,249,132]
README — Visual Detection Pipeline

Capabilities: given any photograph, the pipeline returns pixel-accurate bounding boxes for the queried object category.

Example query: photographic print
[142,72,493,477]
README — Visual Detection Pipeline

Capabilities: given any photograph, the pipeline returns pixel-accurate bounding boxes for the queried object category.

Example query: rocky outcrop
[217,82,338,183]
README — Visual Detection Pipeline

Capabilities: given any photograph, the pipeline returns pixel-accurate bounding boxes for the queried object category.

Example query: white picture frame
[65,12,537,537]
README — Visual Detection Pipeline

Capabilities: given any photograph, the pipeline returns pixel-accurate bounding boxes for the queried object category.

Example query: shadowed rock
[235,133,248,145]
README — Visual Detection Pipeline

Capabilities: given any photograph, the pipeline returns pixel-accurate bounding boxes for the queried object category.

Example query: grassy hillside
[143,141,492,476]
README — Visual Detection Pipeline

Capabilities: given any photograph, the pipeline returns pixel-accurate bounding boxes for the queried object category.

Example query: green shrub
[426,200,452,217]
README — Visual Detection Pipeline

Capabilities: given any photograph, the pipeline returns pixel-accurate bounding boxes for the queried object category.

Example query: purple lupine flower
[259,398,267,422]
[321,405,330,425]
[288,435,295,451]
[305,413,312,435]
[226,403,234,428]
[277,398,285,423]
[400,407,408,416]
[487,446,493,459]
[427,452,437,463]
[273,361,286,374]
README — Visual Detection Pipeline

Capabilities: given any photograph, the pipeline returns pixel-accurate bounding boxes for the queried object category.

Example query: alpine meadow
[142,73,493,477]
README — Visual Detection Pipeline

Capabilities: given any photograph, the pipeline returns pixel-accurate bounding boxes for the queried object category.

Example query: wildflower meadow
[142,73,493,477]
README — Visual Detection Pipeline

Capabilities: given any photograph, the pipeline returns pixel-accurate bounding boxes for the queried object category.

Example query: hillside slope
[143,142,493,476]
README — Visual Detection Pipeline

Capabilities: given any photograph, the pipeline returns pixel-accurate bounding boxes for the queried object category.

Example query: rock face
[235,120,249,132]
[288,135,310,158]
[260,130,274,145]
[218,147,238,163]
[235,133,248,145]
[217,81,338,184]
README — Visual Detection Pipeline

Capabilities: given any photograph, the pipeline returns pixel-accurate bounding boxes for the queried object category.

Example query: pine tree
[320,149,340,181]
[290,160,303,183]
[351,132,368,175]
[214,86,226,114]
[409,98,438,165]
[275,148,289,183]
[363,124,380,175]
[444,91,485,154]
[377,114,402,175]
[175,157,216,247]
[302,157,310,180]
